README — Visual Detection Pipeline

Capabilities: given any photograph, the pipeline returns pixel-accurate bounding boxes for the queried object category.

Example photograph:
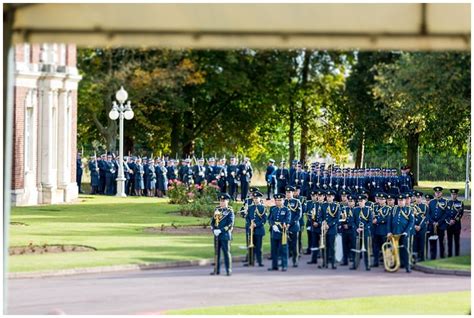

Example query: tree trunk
[182,110,195,157]
[355,131,365,168]
[170,112,181,158]
[288,109,295,163]
[124,135,134,156]
[406,132,420,186]
[299,49,311,165]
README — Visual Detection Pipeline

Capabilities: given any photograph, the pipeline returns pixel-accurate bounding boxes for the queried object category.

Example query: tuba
[382,234,401,272]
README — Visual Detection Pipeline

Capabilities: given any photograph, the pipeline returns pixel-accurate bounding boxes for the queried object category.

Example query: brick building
[11,43,81,206]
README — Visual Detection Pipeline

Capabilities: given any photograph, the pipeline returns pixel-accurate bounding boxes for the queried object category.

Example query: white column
[40,88,54,188]
[57,89,70,188]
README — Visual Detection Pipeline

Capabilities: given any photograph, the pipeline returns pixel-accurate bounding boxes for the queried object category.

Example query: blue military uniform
[193,162,207,186]
[372,193,391,267]
[156,163,168,196]
[339,196,356,266]
[446,189,464,257]
[88,157,100,194]
[268,194,291,271]
[428,186,449,259]
[321,190,341,269]
[133,160,144,195]
[226,160,239,200]
[265,159,277,200]
[76,154,83,193]
[210,193,235,276]
[306,190,325,264]
[351,194,372,271]
[413,192,428,261]
[245,191,267,266]
[284,186,302,267]
[238,160,253,201]
[275,162,290,195]
[178,160,194,185]
[388,193,414,272]
[166,160,177,182]
[105,157,116,195]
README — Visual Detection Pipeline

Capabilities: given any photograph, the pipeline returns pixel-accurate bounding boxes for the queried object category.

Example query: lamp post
[109,86,134,197]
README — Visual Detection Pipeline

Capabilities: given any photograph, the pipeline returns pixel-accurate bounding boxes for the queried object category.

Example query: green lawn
[419,255,471,271]
[8,195,260,273]
[166,291,471,315]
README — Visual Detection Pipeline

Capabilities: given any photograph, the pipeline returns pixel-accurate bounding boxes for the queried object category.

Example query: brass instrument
[428,223,439,241]
[282,224,288,246]
[351,222,367,269]
[382,234,402,272]
[248,220,255,266]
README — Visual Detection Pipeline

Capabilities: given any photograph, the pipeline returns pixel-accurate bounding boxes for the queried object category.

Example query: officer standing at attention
[210,193,235,276]
[239,157,253,201]
[275,160,290,195]
[284,186,302,267]
[372,193,390,267]
[321,190,340,269]
[387,193,414,273]
[339,194,356,266]
[193,158,207,187]
[76,153,84,194]
[428,186,449,259]
[413,191,428,261]
[268,193,291,271]
[245,191,267,267]
[88,155,100,194]
[447,189,464,257]
[265,159,277,200]
[227,156,239,200]
[351,194,372,271]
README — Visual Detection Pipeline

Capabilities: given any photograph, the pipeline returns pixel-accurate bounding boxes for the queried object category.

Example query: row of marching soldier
[80,153,253,199]
[210,183,464,276]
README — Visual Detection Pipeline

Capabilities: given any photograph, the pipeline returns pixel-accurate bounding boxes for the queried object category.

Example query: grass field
[165,291,471,315]
[419,255,471,271]
[8,195,261,273]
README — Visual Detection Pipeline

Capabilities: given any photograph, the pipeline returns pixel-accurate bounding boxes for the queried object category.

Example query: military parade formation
[76,153,465,277]
[209,159,465,277]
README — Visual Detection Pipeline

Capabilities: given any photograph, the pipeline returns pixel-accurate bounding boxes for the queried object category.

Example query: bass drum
[335,233,343,262]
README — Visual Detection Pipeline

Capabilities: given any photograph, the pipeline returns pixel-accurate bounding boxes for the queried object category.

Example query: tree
[373,52,470,184]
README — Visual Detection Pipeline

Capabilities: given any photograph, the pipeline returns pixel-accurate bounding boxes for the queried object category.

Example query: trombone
[351,222,367,269]
[248,220,255,266]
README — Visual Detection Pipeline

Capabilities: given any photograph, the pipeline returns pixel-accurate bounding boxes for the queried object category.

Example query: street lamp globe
[124,109,134,120]
[109,108,119,120]
[116,86,128,104]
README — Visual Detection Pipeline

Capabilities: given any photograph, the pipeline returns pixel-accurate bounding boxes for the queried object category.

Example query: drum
[335,233,343,262]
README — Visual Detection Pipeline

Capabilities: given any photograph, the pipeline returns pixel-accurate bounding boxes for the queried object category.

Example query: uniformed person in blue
[413,191,428,261]
[321,190,341,269]
[265,159,277,200]
[238,157,253,201]
[179,158,194,186]
[388,193,414,273]
[76,153,84,194]
[351,194,372,271]
[193,158,207,186]
[105,154,116,195]
[268,193,291,271]
[275,160,290,195]
[447,189,464,257]
[240,186,259,264]
[166,159,178,183]
[428,186,449,259]
[372,193,390,267]
[227,156,239,200]
[210,193,235,276]
[295,185,306,256]
[339,194,356,266]
[245,191,267,267]
[283,186,302,267]
[307,190,325,264]
[88,155,100,194]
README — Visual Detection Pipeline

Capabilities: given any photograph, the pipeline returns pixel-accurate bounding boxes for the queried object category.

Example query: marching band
[80,154,464,275]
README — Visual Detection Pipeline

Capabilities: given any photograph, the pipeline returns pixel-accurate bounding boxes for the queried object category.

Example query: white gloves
[213,229,221,236]
[307,226,311,231]
[272,225,280,232]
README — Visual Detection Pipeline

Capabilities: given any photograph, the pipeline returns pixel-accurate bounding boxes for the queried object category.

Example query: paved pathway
[7,253,470,315]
